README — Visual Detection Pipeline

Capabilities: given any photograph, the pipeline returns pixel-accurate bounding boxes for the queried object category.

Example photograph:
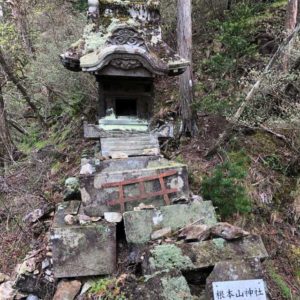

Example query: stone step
[100,134,160,157]
[123,201,217,244]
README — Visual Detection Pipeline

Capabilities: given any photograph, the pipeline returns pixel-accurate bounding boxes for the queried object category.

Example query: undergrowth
[201,151,252,219]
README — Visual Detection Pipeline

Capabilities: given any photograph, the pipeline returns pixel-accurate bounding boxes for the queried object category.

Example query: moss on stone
[161,275,193,300]
[149,244,194,271]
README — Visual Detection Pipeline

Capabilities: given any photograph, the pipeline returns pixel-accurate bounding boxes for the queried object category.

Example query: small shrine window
[115,98,137,117]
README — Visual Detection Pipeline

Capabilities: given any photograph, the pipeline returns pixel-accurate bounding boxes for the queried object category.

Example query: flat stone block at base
[124,201,217,244]
[144,235,268,274]
[51,223,116,278]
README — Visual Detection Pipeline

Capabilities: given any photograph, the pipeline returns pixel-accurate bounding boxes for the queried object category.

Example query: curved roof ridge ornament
[60,0,189,76]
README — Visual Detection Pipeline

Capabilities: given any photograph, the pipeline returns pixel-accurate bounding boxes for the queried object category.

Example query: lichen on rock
[149,244,194,271]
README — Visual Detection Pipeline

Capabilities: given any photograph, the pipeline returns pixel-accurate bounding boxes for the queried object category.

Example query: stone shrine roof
[60,0,189,76]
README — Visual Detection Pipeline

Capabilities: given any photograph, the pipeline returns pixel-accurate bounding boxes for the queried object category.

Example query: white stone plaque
[213,279,267,300]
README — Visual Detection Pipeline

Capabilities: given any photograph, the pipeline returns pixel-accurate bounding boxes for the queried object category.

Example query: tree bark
[286,0,298,31]
[283,0,298,70]
[0,80,15,166]
[6,0,35,57]
[177,0,198,137]
[0,48,45,127]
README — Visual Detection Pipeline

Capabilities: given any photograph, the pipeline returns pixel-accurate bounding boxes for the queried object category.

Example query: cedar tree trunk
[177,0,198,136]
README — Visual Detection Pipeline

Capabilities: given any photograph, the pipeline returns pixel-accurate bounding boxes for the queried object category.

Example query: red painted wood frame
[102,170,179,212]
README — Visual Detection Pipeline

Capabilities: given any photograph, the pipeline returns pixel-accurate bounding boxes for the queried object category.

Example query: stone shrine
[50,2,268,297]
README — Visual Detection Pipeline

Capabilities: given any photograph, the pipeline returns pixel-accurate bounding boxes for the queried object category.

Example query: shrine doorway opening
[115,98,137,117]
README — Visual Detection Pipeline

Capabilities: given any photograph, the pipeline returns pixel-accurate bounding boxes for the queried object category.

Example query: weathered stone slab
[51,203,116,278]
[124,201,217,244]
[205,259,266,299]
[51,223,116,278]
[144,235,268,274]
[100,134,160,157]
[83,122,149,139]
[80,159,189,215]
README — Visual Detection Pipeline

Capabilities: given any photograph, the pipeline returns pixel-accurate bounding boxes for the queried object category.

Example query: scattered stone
[134,203,155,211]
[0,273,10,284]
[80,163,96,175]
[171,195,189,204]
[78,214,93,225]
[205,259,265,299]
[64,214,78,225]
[26,295,39,300]
[33,270,39,275]
[91,216,102,222]
[45,269,52,276]
[104,212,123,223]
[18,257,37,274]
[211,222,250,240]
[53,280,82,300]
[14,273,55,299]
[191,194,203,202]
[23,204,54,224]
[79,280,95,295]
[178,224,210,242]
[64,177,81,201]
[0,281,16,300]
[124,201,217,244]
[41,259,50,270]
[15,292,29,300]
[144,235,268,274]
[151,227,172,240]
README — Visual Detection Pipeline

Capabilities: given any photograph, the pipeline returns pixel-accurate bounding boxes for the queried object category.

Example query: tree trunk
[0,48,45,127]
[284,0,298,70]
[0,81,15,167]
[177,0,198,137]
[286,0,298,31]
[7,0,35,57]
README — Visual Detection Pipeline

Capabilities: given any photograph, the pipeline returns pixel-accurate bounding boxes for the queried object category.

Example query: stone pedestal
[51,202,116,278]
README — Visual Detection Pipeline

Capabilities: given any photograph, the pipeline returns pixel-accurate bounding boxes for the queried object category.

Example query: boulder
[151,227,172,240]
[14,273,56,299]
[23,204,54,224]
[0,273,10,284]
[210,223,250,240]
[53,280,82,300]
[104,212,123,223]
[0,281,16,300]
[178,224,210,242]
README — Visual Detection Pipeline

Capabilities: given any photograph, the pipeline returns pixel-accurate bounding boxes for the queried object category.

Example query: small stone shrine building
[51,0,192,278]
[60,0,189,121]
